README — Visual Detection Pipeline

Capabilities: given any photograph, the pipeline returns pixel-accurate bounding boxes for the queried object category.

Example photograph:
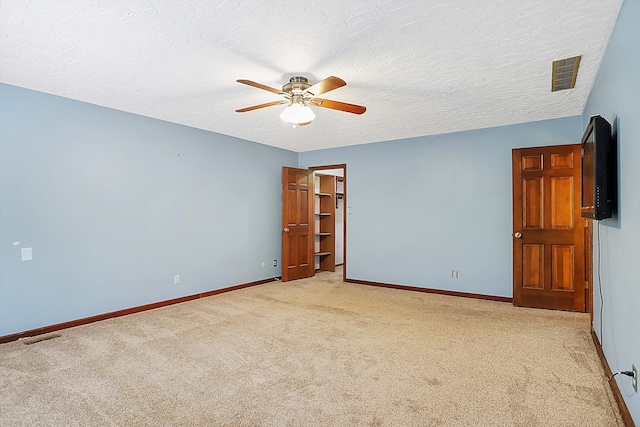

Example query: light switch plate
[21,247,32,261]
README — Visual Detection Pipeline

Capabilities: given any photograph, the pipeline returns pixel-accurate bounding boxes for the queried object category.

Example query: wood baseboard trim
[345,278,513,303]
[590,329,635,427]
[0,277,278,345]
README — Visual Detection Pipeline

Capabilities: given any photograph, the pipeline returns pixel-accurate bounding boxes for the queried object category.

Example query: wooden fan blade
[304,76,346,97]
[237,79,283,95]
[236,100,286,113]
[310,98,366,115]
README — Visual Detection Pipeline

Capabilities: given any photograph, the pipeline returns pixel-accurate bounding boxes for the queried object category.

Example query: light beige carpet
[0,269,623,426]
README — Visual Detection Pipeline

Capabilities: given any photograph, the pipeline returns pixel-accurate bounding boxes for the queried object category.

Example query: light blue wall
[300,116,583,298]
[0,83,297,336]
[583,0,640,421]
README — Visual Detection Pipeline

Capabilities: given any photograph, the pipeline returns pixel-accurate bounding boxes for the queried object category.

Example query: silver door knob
[284,227,290,233]
[514,232,522,239]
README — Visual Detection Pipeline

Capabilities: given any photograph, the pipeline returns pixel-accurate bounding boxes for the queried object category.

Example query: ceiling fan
[235,76,366,126]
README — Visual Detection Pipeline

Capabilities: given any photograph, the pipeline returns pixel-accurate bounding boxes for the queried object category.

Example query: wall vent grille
[23,334,61,345]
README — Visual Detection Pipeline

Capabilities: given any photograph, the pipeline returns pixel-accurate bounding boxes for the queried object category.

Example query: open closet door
[281,167,314,282]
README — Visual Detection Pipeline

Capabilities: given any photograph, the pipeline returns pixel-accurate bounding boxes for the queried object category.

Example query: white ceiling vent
[552,56,582,92]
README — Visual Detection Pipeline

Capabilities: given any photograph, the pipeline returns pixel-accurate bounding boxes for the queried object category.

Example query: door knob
[514,232,522,239]
[284,227,290,233]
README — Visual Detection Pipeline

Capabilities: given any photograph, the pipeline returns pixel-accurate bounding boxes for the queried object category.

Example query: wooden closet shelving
[314,173,336,272]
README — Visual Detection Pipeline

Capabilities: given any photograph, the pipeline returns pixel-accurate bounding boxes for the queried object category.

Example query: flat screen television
[581,115,615,220]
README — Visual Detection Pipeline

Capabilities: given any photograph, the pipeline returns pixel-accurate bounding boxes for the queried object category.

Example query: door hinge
[585,281,589,289]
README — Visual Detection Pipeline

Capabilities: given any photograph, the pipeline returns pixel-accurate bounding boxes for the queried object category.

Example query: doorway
[281,164,347,282]
[512,144,590,312]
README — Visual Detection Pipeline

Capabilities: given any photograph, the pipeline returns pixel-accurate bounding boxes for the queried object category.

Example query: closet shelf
[314,173,337,273]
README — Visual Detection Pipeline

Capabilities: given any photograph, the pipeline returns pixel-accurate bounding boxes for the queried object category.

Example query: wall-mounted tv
[581,115,615,220]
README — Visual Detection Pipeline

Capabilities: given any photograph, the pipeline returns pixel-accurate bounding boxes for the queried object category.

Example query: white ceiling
[0,0,623,152]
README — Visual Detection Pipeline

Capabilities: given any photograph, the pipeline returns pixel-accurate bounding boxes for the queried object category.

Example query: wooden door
[281,167,314,282]
[512,145,586,311]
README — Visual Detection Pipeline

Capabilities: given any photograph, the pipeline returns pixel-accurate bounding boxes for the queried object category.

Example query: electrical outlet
[452,270,458,279]
[174,275,180,285]
[633,364,638,392]
[273,259,278,267]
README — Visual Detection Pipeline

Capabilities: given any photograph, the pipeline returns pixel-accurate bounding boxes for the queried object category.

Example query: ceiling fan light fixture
[236,75,365,123]
[280,101,316,124]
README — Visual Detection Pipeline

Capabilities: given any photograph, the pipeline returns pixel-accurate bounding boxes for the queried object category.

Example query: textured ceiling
[0,0,623,152]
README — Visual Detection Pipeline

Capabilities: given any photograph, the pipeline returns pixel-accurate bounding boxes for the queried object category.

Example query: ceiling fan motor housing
[283,76,311,94]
